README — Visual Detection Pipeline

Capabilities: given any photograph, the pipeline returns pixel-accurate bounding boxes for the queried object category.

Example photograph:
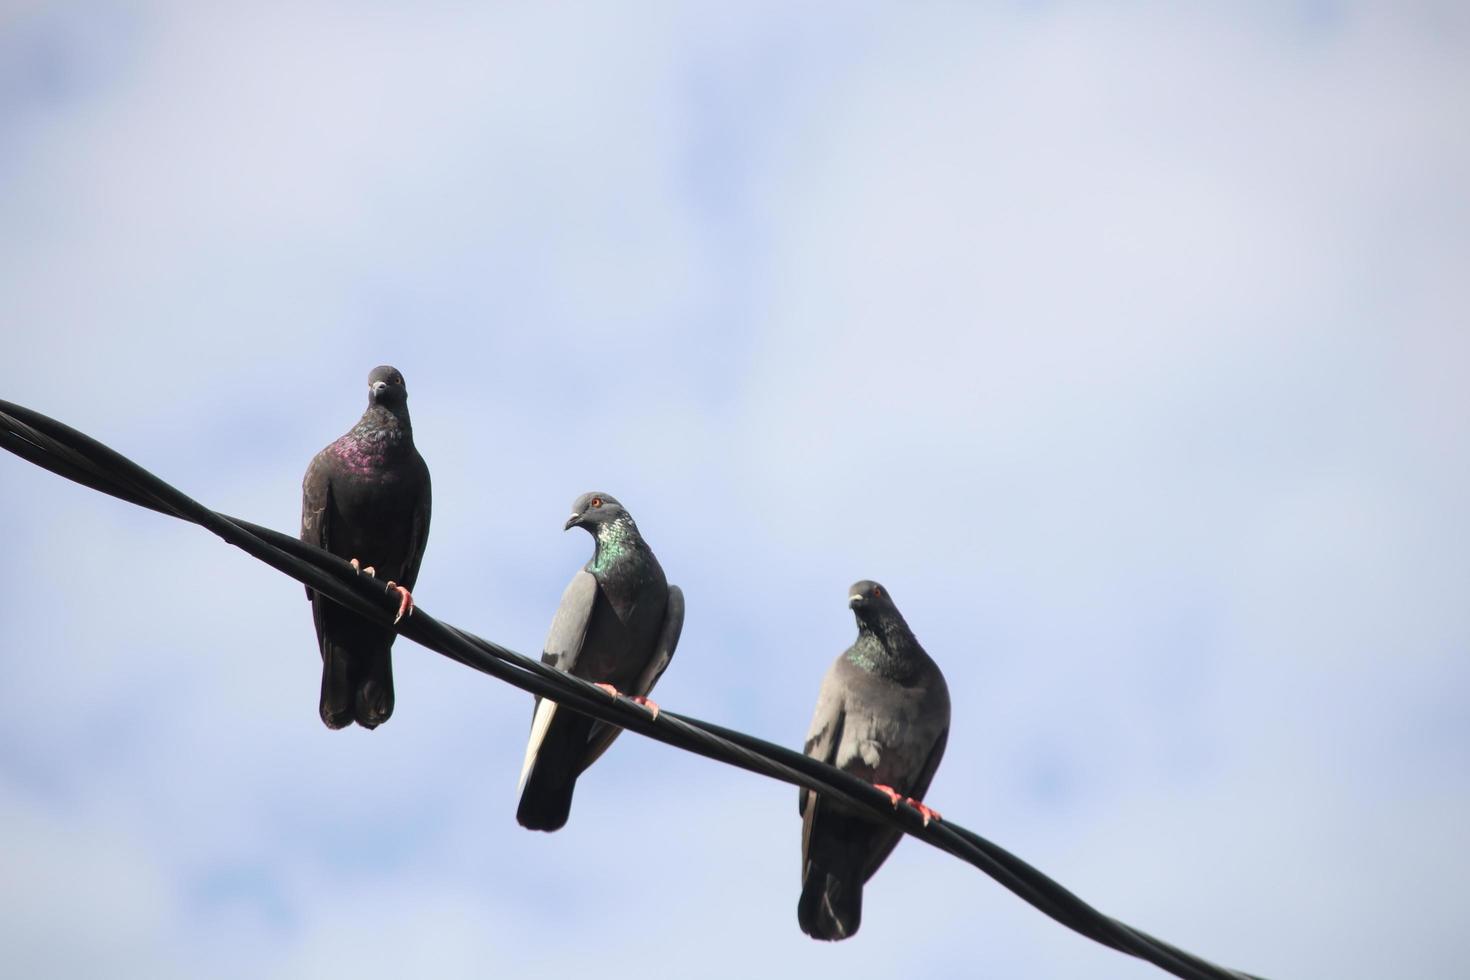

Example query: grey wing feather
[799,671,849,880]
[526,570,598,730]
[300,453,333,600]
[798,661,848,816]
[904,724,949,807]
[580,585,685,772]
[517,570,600,795]
[905,664,951,805]
[631,584,683,699]
[541,570,598,676]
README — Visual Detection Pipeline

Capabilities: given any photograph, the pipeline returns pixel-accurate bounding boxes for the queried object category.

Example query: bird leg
[592,683,660,721]
[383,581,414,624]
[349,558,361,574]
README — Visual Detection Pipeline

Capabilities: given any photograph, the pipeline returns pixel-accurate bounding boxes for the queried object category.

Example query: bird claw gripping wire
[873,783,942,826]
[345,559,411,624]
[593,682,660,721]
[384,582,414,625]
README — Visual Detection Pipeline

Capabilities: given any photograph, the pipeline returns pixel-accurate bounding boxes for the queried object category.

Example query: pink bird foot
[593,684,660,720]
[626,694,660,720]
[904,797,942,826]
[384,581,414,624]
[873,783,903,807]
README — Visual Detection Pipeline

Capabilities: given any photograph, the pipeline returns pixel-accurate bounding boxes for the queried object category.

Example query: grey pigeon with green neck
[516,491,684,832]
[300,365,431,730]
[797,580,950,941]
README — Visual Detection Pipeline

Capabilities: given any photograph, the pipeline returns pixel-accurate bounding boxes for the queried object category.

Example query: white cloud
[2,2,1467,978]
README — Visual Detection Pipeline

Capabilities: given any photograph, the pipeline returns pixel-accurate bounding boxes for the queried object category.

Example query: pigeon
[516,491,684,832]
[797,580,951,941]
[300,365,431,730]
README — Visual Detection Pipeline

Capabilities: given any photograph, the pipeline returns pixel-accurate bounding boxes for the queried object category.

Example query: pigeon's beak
[564,513,582,531]
[848,593,865,609]
[370,381,388,397]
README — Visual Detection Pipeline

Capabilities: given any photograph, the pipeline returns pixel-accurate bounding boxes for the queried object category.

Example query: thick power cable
[0,399,1267,980]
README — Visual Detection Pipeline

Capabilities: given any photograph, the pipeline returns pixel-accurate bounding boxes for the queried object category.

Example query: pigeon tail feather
[798,864,862,941]
[352,645,395,729]
[318,635,395,730]
[516,710,594,832]
[319,641,356,729]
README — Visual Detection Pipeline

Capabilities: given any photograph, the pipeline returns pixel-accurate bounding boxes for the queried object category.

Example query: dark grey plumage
[798,580,951,941]
[516,492,684,832]
[300,365,431,730]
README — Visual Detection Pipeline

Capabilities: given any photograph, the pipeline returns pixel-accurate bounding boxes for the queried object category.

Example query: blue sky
[2,1,1468,977]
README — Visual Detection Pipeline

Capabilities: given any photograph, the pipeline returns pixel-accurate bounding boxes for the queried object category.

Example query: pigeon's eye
[871,586,882,597]
[590,497,603,508]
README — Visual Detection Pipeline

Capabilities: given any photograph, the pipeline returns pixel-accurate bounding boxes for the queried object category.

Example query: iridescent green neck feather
[588,516,637,575]
[845,618,921,679]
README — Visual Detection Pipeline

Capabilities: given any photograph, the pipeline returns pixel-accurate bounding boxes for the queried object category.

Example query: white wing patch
[517,697,560,795]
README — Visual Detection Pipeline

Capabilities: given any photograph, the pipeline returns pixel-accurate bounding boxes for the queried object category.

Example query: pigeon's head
[564,491,628,532]
[366,365,408,408]
[847,580,899,624]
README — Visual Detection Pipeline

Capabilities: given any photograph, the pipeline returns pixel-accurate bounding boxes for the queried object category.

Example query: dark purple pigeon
[300,365,431,729]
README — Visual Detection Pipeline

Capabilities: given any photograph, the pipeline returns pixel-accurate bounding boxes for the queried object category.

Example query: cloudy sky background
[2,1,1468,977]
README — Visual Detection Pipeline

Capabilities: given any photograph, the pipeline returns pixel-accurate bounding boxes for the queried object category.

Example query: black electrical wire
[0,398,1268,980]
